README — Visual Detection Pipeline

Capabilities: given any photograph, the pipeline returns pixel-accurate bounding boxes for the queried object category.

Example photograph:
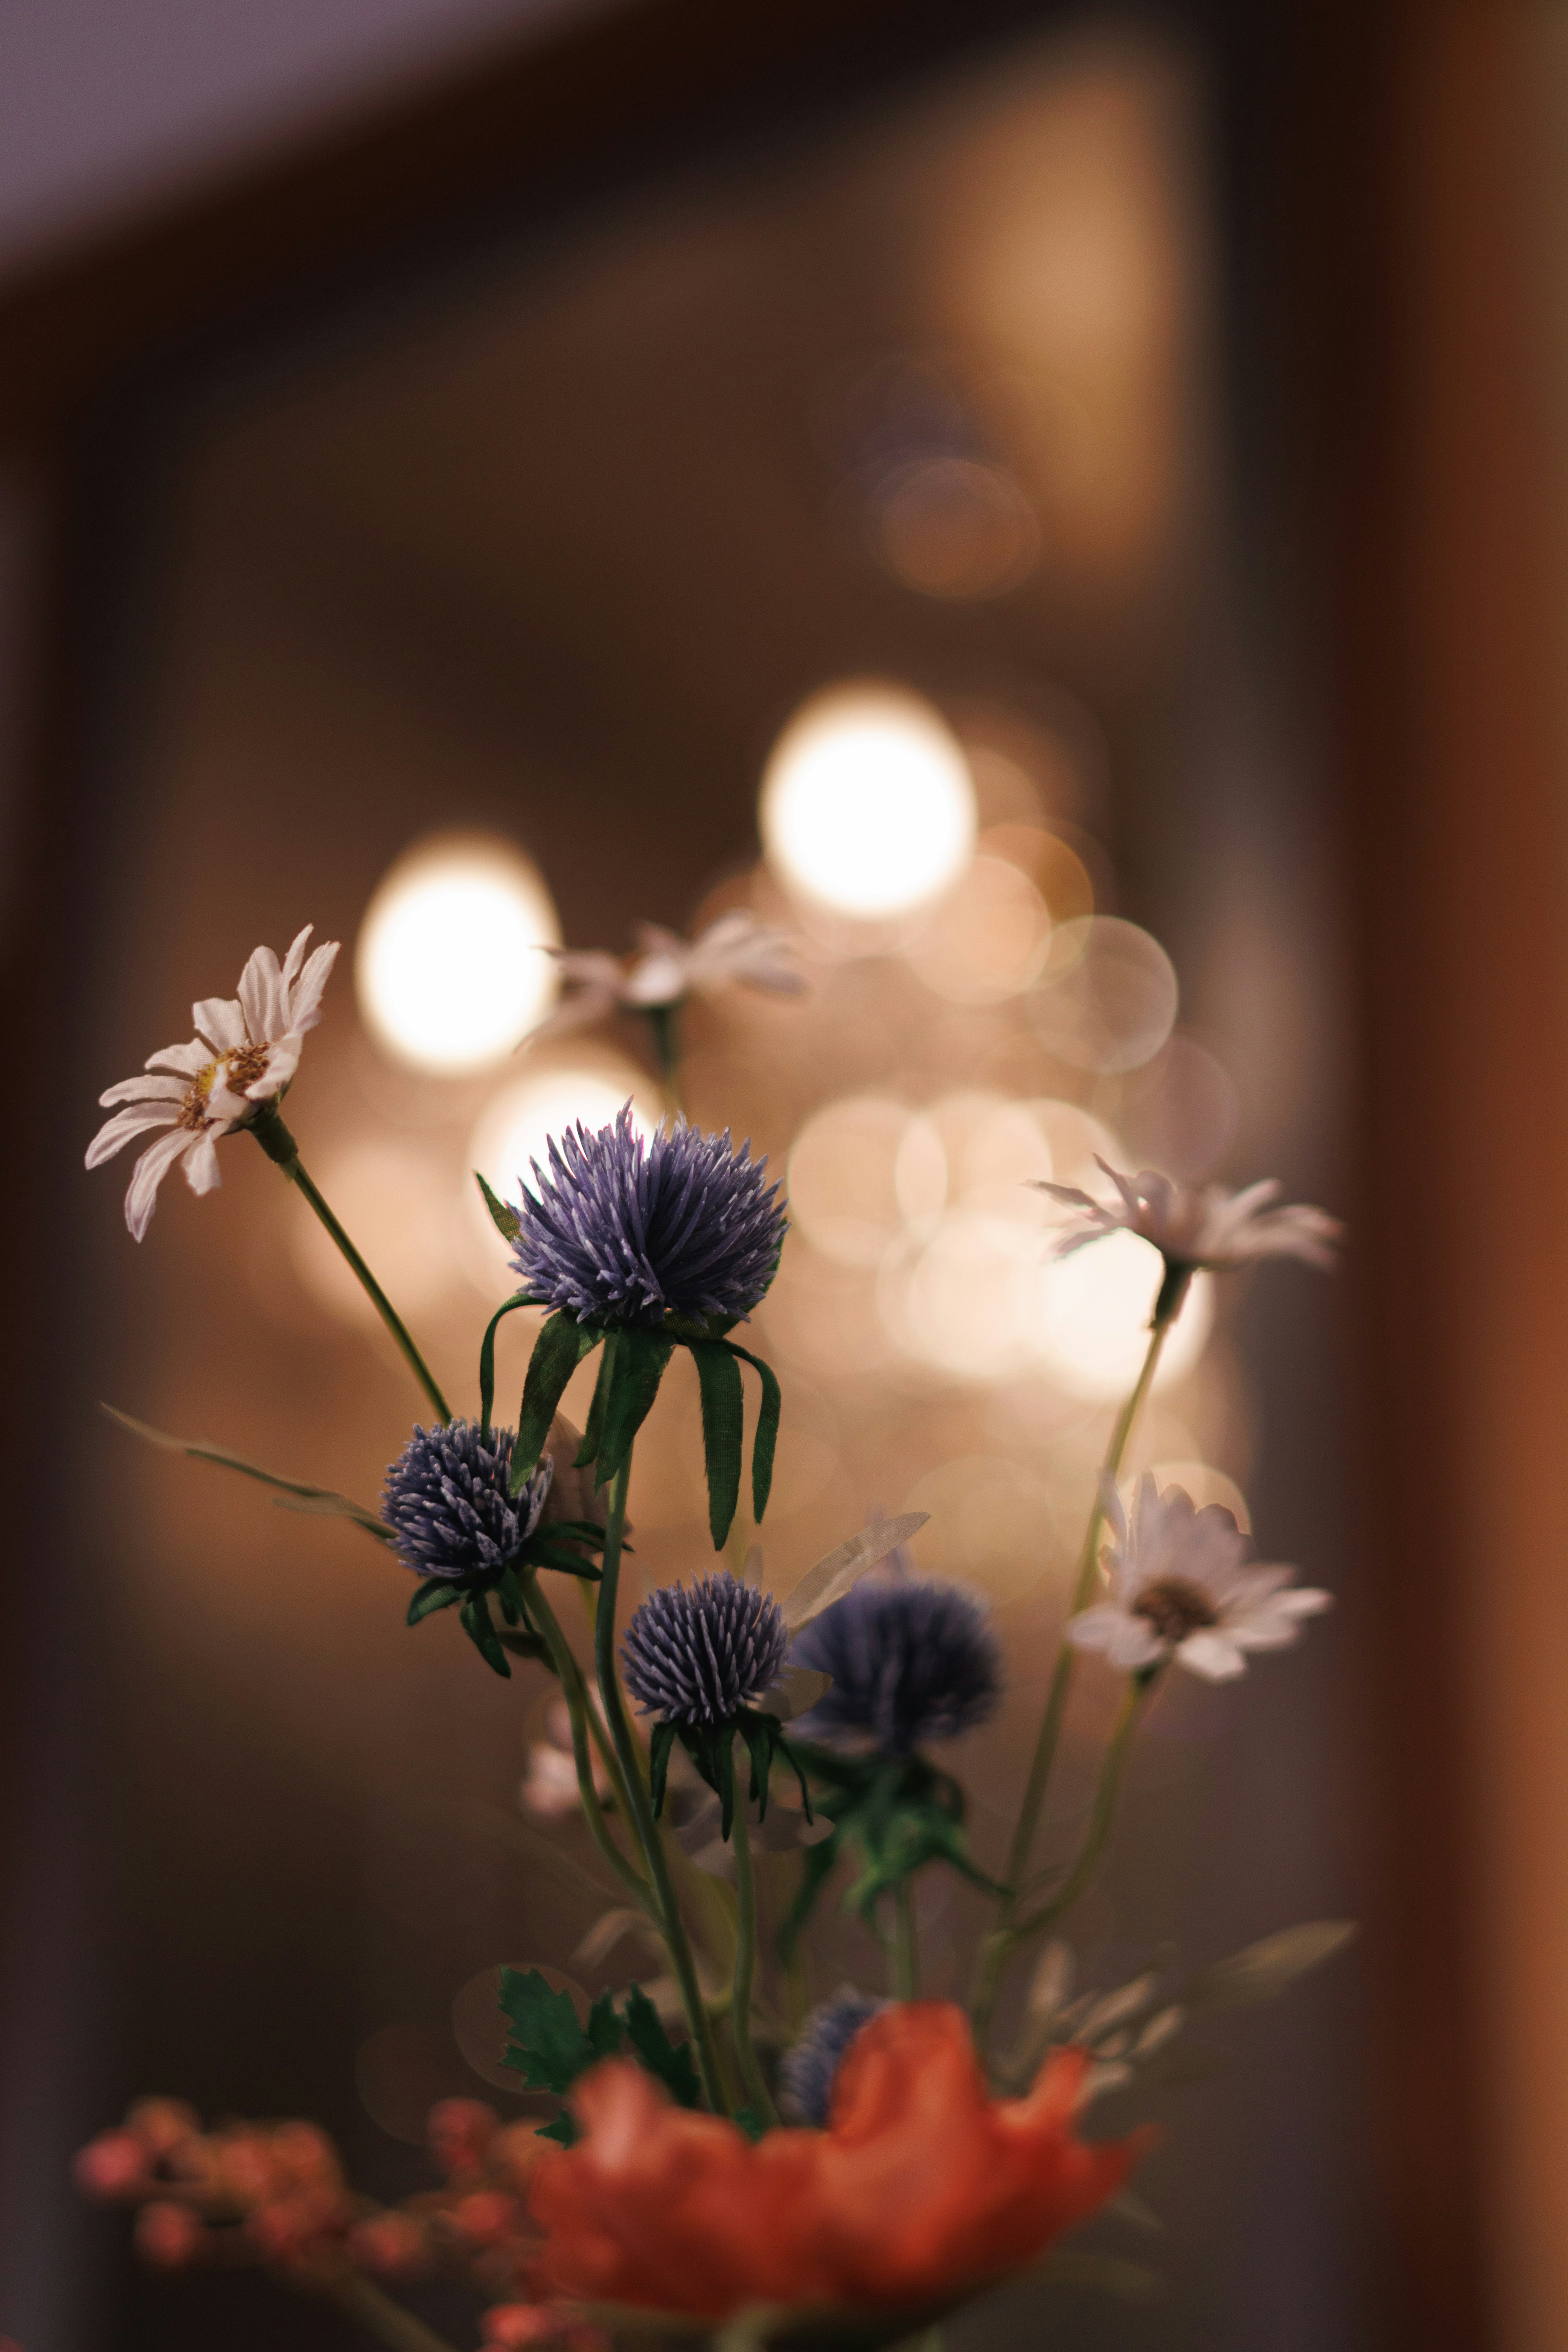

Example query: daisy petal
[285,939,339,1034]
[193,995,247,1053]
[181,1129,223,1196]
[98,1074,187,1106]
[1175,1629,1248,1681]
[246,1038,300,1098]
[145,1039,210,1077]
[237,944,283,1044]
[86,1103,179,1168]
[124,1126,192,1239]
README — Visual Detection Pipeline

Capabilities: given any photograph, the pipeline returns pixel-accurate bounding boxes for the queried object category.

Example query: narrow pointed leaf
[576,1344,616,1469]
[479,1291,531,1436]
[596,1329,675,1485]
[782,1512,931,1632]
[406,1579,463,1626]
[688,1339,744,1549]
[104,1405,390,1540]
[513,1313,599,1492]
[722,1343,781,1521]
[1183,1921,1356,2013]
[475,1172,522,1242]
[648,1720,678,1819]
[461,1594,511,1677]
[621,1984,701,2109]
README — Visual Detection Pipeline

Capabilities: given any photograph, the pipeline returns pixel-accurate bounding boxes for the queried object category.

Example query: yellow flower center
[177,1043,272,1130]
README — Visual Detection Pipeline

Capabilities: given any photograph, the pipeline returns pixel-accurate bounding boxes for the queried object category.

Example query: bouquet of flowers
[76,913,1348,2352]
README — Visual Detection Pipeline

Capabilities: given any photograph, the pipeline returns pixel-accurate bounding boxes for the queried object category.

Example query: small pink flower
[73,2132,147,2201]
[429,2098,498,2180]
[134,2203,204,2270]
[348,2210,432,2279]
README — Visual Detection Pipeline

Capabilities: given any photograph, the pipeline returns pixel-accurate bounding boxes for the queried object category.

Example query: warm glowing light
[886,1212,1041,1382]
[356,833,561,1073]
[1024,1228,1212,1400]
[291,1142,463,1326]
[760,682,977,918]
[874,458,1039,599]
[902,1454,1058,1601]
[1028,914,1177,1074]
[903,855,1051,1004]
[788,1095,911,1267]
[466,1061,660,1272]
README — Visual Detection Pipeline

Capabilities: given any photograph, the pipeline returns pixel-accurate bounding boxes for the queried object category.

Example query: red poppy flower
[529,2001,1141,2323]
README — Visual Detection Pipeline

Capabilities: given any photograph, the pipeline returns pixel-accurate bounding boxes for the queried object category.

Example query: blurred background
[1,1,1563,2348]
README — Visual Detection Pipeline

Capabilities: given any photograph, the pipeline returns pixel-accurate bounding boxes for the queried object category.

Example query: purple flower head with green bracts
[382,1419,552,1581]
[622,1570,789,1727]
[507,1106,786,1330]
[791,1575,1002,1756]
[779,1991,889,2127]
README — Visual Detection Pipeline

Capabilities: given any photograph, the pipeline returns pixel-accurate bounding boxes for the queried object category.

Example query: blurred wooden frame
[4,0,1564,2348]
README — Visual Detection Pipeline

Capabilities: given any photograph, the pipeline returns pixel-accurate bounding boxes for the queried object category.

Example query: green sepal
[657,1708,804,1843]
[475,1172,522,1242]
[479,1291,531,1437]
[405,1579,463,1626]
[513,1312,601,1492]
[494,1563,526,1626]
[719,1343,782,1522]
[460,1593,510,1677]
[536,2111,577,2147]
[777,1749,1001,1953]
[595,1327,675,1486]
[621,1984,701,2110]
[496,1626,551,1662]
[688,1339,745,1550]
[732,2105,768,2143]
[737,1708,811,1827]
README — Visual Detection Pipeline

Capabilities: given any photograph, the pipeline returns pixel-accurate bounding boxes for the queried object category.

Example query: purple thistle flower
[778,1991,888,2127]
[382,1419,552,1581]
[791,1576,1002,1756]
[621,1570,789,1726]
[508,1106,786,1329]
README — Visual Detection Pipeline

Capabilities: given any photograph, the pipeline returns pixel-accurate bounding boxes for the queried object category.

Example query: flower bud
[347,2210,431,2279]
[481,2307,561,2349]
[134,2202,203,2270]
[73,2131,147,2201]
[488,2123,549,2188]
[450,2190,519,2248]
[428,2098,498,2178]
[269,2122,340,2187]
[126,2099,200,2160]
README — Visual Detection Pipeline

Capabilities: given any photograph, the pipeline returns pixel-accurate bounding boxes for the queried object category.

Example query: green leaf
[475,1171,522,1242]
[536,2111,577,2146]
[499,1967,592,2092]
[731,2106,768,2143]
[621,1984,702,2109]
[497,1626,551,1662]
[689,1339,744,1549]
[479,1292,531,1437]
[596,1328,675,1485]
[514,1313,600,1492]
[585,1987,626,2063]
[524,1539,604,1582]
[721,1344,781,1522]
[576,1344,616,1469]
[648,1719,678,1819]
[460,1594,511,1677]
[103,1404,391,1542]
[1183,1921,1356,2013]
[406,1579,463,1626]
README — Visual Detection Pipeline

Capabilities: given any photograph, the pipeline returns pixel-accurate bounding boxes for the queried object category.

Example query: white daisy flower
[86,926,340,1240]
[1033,1158,1340,1272]
[534,909,804,1041]
[1067,1472,1332,1683]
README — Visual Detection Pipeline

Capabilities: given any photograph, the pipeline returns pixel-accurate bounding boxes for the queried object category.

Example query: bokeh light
[1028,913,1178,1072]
[1023,1228,1212,1399]
[902,1454,1058,1601]
[291,1141,466,1326]
[902,854,1051,1004]
[760,681,977,917]
[874,457,1040,599]
[356,833,561,1073]
[787,1095,911,1266]
[466,1060,660,1275]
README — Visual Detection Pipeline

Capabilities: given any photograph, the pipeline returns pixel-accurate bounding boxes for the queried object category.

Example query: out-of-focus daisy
[1034,1159,1340,1274]
[86,927,339,1239]
[535,911,803,1042]
[1067,1473,1331,1684]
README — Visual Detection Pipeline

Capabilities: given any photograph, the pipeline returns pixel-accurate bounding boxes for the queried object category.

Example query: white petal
[193,995,247,1052]
[245,1038,299,1098]
[86,1103,178,1168]
[145,1039,209,1077]
[624,949,689,1007]
[1175,1629,1248,1681]
[181,1129,223,1196]
[279,926,314,993]
[1068,1604,1165,1673]
[123,1127,192,1238]
[204,1080,249,1127]
[98,1074,187,1106]
[284,939,339,1034]
[237,944,283,1044]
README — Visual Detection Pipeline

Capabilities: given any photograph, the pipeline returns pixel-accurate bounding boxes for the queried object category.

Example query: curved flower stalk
[528,2002,1142,2328]
[86,926,338,1237]
[534,911,804,1093]
[1069,1474,1331,1684]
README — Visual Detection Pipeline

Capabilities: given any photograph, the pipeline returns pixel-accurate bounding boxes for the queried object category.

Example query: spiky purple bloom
[778,1991,889,2127]
[508,1106,786,1329]
[621,1570,789,1726]
[791,1577,1002,1755]
[382,1419,552,1581]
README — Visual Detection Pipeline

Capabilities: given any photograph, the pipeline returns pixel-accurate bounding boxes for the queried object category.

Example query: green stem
[972,1289,1182,2047]
[249,1106,452,1424]
[643,1001,685,1116]
[594,1452,729,2114]
[1009,1678,1148,1940]
[728,1764,779,2125]
[325,2273,462,2352]
[522,1570,652,1904]
[892,1878,920,2001]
